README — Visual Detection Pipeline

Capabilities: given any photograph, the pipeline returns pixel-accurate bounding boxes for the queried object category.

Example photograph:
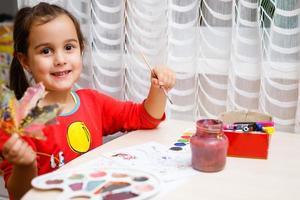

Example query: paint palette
[31,167,161,200]
[169,129,194,152]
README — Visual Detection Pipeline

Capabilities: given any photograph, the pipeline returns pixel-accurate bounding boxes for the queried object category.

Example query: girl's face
[20,14,82,92]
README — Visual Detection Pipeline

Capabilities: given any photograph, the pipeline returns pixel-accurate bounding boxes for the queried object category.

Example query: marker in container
[233,121,274,128]
[256,121,274,127]
[234,122,274,131]
[235,122,257,132]
[223,123,256,132]
[262,127,275,134]
[255,123,263,131]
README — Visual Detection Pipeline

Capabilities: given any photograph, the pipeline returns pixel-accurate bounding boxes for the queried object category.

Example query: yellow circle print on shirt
[67,121,91,153]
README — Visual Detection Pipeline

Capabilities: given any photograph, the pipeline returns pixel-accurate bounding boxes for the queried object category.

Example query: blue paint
[174,142,186,147]
[85,180,105,191]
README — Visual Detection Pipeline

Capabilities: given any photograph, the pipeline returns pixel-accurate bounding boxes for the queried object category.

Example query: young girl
[0,2,175,199]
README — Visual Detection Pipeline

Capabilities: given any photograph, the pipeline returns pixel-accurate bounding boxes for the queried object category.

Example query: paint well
[133,176,148,182]
[101,182,131,193]
[111,173,128,178]
[69,174,84,180]
[90,171,106,178]
[174,142,186,147]
[169,146,182,151]
[182,132,193,136]
[69,182,83,191]
[181,135,191,139]
[177,138,189,143]
[134,184,154,193]
[103,191,138,200]
[46,179,63,185]
[85,180,105,192]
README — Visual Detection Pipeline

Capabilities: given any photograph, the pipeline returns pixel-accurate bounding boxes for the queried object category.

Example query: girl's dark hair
[10,2,84,99]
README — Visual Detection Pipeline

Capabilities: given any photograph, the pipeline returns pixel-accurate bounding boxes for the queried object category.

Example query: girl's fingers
[11,143,35,165]
[151,78,160,88]
[24,146,36,165]
[2,134,19,158]
[17,141,29,162]
[2,134,19,152]
[161,72,174,90]
[5,139,24,162]
[165,72,172,90]
[2,134,36,165]
[9,137,23,157]
[151,66,176,90]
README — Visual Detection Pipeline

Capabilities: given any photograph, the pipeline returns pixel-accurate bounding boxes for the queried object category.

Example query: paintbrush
[139,52,173,104]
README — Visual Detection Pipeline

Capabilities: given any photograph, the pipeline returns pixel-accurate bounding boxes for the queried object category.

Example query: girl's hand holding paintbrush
[139,52,174,104]
[150,66,176,93]
[144,65,176,120]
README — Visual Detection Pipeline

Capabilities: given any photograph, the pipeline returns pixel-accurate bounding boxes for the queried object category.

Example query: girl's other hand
[151,66,176,91]
[2,134,36,166]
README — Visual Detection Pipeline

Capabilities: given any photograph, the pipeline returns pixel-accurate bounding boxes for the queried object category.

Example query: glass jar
[190,119,228,172]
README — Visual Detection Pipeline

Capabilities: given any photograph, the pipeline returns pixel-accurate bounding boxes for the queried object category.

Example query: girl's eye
[65,44,74,51]
[41,48,51,54]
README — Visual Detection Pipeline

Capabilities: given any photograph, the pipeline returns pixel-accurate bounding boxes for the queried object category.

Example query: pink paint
[134,184,154,193]
[69,182,83,191]
[90,171,106,178]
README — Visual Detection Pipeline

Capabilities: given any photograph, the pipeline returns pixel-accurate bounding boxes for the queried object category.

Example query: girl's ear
[16,52,31,73]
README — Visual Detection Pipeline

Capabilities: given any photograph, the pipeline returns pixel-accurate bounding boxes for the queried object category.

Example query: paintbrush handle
[160,86,173,104]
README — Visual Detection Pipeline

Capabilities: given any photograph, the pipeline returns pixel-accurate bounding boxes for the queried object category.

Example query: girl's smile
[50,70,72,78]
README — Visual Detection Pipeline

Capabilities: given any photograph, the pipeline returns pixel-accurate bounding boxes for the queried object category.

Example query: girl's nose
[54,51,67,66]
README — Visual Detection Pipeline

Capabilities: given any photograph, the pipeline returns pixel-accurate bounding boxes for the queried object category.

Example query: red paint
[181,135,191,139]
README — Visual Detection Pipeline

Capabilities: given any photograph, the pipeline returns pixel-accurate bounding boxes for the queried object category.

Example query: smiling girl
[0,2,175,199]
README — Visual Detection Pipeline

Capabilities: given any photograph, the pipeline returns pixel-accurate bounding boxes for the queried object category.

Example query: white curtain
[17,0,300,133]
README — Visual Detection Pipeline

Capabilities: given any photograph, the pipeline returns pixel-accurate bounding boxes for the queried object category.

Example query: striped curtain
[18,0,300,133]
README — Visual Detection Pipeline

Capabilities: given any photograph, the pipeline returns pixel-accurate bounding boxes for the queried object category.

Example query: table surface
[22,119,300,200]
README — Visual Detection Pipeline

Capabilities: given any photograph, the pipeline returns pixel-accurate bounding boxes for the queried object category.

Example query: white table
[22,120,300,200]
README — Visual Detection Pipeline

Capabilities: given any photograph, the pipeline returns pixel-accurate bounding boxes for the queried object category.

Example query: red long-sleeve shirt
[0,89,164,186]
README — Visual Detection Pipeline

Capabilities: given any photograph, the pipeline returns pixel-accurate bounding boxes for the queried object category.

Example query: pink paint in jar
[190,119,228,172]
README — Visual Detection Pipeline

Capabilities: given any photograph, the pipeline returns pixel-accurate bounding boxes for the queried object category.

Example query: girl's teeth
[53,71,69,76]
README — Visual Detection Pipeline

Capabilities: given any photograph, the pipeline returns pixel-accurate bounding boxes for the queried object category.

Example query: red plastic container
[219,111,272,159]
[223,131,270,159]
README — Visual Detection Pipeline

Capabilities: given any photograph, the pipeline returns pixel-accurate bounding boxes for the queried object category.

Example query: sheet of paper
[103,141,197,182]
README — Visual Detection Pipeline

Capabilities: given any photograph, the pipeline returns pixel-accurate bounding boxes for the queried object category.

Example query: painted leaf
[21,104,61,127]
[16,82,46,125]
[0,82,61,140]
